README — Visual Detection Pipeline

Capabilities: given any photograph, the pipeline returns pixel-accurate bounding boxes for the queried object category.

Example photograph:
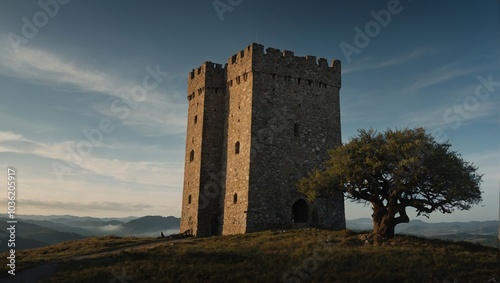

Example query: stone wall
[245,43,343,232]
[180,62,226,237]
[181,43,346,237]
[221,48,254,235]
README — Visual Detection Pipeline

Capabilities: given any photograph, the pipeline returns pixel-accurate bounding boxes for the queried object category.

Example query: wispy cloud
[0,131,25,142]
[0,174,182,216]
[19,199,155,212]
[343,47,435,74]
[0,131,183,187]
[402,63,489,93]
[0,43,118,95]
[0,41,186,136]
[405,100,499,130]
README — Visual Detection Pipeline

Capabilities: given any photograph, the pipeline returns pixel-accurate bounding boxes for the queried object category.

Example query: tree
[298,128,482,244]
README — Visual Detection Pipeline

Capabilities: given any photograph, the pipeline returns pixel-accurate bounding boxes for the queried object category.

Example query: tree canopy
[298,127,482,242]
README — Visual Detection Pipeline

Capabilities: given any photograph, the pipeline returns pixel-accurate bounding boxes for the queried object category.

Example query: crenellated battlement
[227,43,341,87]
[182,43,345,237]
[189,61,225,81]
[187,61,226,101]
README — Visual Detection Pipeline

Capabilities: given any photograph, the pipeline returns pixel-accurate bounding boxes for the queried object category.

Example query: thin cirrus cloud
[20,199,155,212]
[402,63,490,94]
[0,43,117,94]
[405,100,499,130]
[0,41,186,136]
[343,47,434,74]
[0,131,183,188]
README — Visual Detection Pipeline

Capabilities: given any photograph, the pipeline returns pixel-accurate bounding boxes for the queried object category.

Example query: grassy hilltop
[1,229,498,282]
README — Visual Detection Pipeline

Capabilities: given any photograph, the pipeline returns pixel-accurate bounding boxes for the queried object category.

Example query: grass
[1,235,163,272]
[1,229,498,282]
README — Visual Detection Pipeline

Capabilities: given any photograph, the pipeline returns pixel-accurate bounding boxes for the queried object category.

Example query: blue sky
[0,0,498,221]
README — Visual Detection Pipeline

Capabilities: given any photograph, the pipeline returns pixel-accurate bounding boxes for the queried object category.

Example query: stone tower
[180,43,345,237]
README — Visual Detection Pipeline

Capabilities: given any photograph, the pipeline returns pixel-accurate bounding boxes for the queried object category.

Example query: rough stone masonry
[180,43,346,237]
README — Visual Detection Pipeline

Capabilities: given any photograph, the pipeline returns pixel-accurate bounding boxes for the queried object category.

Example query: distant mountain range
[0,215,180,252]
[0,215,497,252]
[347,218,499,248]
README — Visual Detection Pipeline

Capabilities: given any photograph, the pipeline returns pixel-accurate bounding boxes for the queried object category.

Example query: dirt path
[74,237,196,260]
[1,237,196,283]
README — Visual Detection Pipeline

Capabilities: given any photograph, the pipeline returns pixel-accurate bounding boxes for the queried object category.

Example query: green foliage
[298,127,483,240]
[300,127,482,215]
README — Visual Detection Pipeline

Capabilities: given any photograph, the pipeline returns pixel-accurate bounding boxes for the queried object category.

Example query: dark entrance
[292,199,309,223]
[210,217,219,236]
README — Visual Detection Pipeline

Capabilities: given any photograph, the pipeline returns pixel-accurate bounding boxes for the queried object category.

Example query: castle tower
[180,43,346,237]
[180,62,226,237]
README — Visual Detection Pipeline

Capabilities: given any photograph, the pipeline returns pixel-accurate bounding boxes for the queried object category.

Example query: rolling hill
[0,219,85,252]
[0,215,181,251]
[0,229,497,282]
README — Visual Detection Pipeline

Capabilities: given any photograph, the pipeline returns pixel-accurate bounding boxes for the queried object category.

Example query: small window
[236,76,241,84]
[233,193,238,204]
[188,195,192,204]
[294,123,299,137]
[235,141,240,154]
[189,150,194,162]
[194,115,198,124]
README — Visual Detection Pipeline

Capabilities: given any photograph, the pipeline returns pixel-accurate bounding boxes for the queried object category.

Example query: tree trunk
[371,206,410,245]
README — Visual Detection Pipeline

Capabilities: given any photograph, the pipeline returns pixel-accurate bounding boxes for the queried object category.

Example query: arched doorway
[292,199,309,223]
